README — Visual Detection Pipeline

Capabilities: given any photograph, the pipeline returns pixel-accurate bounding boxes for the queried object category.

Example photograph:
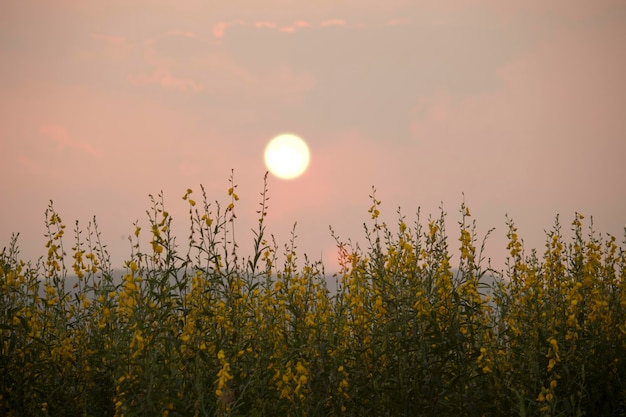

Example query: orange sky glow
[1,0,625,272]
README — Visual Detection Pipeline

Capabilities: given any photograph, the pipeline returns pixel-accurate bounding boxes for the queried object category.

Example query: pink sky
[1,0,625,272]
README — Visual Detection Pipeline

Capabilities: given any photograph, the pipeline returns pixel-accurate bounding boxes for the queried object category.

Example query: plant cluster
[1,174,625,416]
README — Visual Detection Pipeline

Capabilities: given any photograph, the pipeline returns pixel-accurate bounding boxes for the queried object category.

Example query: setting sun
[264,134,310,179]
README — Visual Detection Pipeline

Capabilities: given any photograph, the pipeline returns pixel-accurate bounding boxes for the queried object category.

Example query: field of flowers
[1,174,625,416]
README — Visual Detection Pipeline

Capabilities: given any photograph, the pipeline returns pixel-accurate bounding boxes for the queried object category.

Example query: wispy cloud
[208,16,409,41]
[212,20,245,40]
[127,68,204,92]
[211,18,357,40]
[255,21,277,29]
[39,124,101,157]
[319,19,347,27]
[213,22,228,39]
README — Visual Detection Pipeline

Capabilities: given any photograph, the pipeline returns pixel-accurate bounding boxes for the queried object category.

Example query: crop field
[1,177,625,416]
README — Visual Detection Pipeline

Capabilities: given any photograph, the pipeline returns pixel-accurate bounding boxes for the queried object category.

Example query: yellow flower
[547,358,557,372]
[201,214,213,226]
[215,351,233,399]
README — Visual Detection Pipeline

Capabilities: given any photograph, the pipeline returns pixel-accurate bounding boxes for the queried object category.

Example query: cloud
[213,22,228,39]
[125,31,211,93]
[319,19,347,27]
[211,17,356,40]
[127,68,204,92]
[255,21,278,29]
[128,29,317,104]
[212,20,245,40]
[39,124,101,157]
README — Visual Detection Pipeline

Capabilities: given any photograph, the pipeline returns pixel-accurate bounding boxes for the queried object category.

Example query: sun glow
[264,134,310,179]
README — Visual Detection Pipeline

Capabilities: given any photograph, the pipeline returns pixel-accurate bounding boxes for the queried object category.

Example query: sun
[264,134,310,180]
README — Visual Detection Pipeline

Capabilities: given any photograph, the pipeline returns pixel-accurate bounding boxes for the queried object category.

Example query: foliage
[1,173,625,416]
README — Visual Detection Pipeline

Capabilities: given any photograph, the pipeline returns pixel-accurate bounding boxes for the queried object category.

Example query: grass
[1,172,625,416]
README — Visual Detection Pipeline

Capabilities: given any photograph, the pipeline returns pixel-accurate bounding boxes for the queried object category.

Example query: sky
[1,0,625,274]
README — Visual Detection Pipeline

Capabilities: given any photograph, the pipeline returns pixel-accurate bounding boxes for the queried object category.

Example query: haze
[1,0,625,272]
